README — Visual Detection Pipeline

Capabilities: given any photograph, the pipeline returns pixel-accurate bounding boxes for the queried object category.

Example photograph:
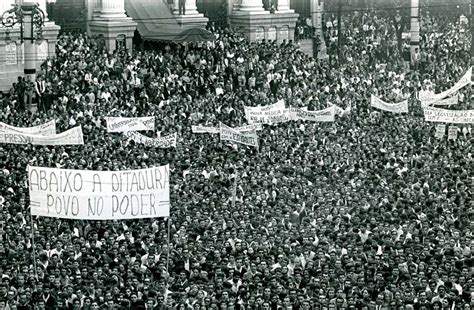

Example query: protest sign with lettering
[0,120,56,136]
[191,126,220,134]
[371,95,409,113]
[448,126,458,140]
[105,116,155,133]
[420,67,472,104]
[435,124,446,139]
[427,95,459,107]
[289,106,336,122]
[0,126,83,145]
[125,132,177,148]
[423,106,474,124]
[235,124,263,132]
[28,165,170,220]
[220,123,259,148]
[244,100,286,124]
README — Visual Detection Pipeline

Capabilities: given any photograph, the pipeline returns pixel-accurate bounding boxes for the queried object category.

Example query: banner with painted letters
[105,116,155,133]
[244,100,286,124]
[423,106,474,124]
[420,67,472,104]
[0,120,56,136]
[289,106,336,122]
[28,165,170,220]
[371,95,409,113]
[425,95,459,107]
[219,123,259,148]
[0,126,83,145]
[192,126,220,134]
[125,132,177,148]
[235,124,263,132]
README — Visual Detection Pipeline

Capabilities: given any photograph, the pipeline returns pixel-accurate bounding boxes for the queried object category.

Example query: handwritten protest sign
[447,126,458,140]
[244,100,286,124]
[28,165,170,220]
[423,107,474,124]
[105,116,155,133]
[435,124,446,139]
[371,95,409,113]
[0,120,56,136]
[125,132,177,148]
[0,126,83,145]
[191,126,220,134]
[220,123,259,148]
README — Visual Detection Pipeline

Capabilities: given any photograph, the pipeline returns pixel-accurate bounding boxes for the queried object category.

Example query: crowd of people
[0,6,472,310]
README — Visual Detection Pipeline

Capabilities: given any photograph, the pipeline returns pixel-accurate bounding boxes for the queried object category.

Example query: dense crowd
[0,7,472,310]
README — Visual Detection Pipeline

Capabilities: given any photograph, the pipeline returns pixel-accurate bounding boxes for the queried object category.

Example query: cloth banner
[423,106,474,124]
[244,100,286,124]
[219,123,259,148]
[435,124,446,139]
[0,120,56,136]
[105,116,155,133]
[125,132,177,148]
[235,124,263,132]
[0,126,83,145]
[371,95,408,113]
[28,165,170,220]
[191,126,220,134]
[448,126,458,140]
[289,106,336,122]
[421,67,472,104]
[427,95,459,107]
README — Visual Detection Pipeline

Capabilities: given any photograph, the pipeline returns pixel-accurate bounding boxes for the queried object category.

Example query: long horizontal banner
[420,67,472,104]
[371,95,408,113]
[0,120,56,136]
[422,95,459,107]
[105,116,155,133]
[0,126,84,145]
[192,126,220,134]
[423,106,474,124]
[28,165,170,220]
[125,132,177,148]
[289,106,336,122]
[245,106,335,124]
[220,123,259,148]
[192,124,263,134]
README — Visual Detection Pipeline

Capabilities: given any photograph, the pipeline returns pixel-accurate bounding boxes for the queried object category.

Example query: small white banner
[220,123,259,148]
[371,95,409,113]
[0,120,56,136]
[105,116,155,133]
[28,165,170,220]
[191,126,220,134]
[0,126,83,145]
[125,132,177,148]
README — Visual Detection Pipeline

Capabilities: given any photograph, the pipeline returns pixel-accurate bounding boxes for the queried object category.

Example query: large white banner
[125,132,177,148]
[244,100,287,124]
[105,117,155,133]
[235,124,263,132]
[220,123,259,148]
[0,126,83,145]
[28,165,170,220]
[191,126,220,134]
[0,120,56,136]
[423,107,474,124]
[421,67,472,104]
[371,95,409,113]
